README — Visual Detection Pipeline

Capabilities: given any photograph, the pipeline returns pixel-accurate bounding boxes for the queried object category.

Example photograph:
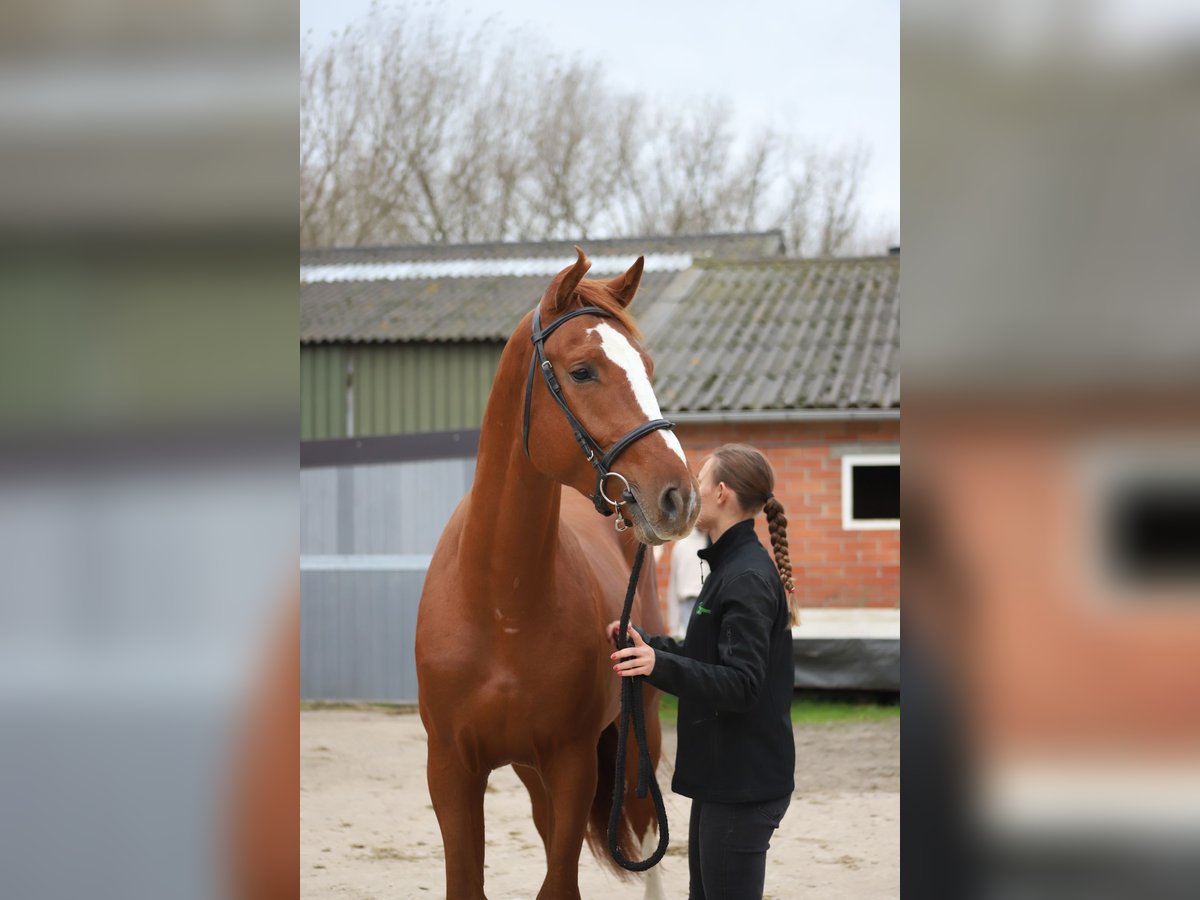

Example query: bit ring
[599,471,632,509]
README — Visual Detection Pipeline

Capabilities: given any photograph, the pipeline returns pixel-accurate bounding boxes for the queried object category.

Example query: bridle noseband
[521,306,674,525]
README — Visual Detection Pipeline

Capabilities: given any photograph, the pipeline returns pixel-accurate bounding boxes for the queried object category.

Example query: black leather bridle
[521,305,674,523]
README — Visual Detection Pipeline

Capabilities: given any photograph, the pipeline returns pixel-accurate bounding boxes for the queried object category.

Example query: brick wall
[654,419,900,615]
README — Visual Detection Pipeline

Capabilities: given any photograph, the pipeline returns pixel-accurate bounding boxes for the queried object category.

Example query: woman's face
[694,458,718,534]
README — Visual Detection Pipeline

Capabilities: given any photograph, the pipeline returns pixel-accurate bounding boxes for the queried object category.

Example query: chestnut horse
[416,247,699,899]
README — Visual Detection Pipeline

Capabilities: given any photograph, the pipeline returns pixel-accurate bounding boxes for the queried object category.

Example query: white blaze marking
[588,323,687,465]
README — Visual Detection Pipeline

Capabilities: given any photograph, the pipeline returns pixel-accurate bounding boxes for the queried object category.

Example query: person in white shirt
[666,526,710,637]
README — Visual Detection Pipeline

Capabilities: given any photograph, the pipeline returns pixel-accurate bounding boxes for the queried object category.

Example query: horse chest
[440,674,600,768]
[480,630,600,704]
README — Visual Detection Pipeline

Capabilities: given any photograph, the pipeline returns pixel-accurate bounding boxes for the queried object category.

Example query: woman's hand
[610,626,655,677]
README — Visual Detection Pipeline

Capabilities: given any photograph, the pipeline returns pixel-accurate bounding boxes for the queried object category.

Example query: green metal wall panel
[300,346,347,440]
[301,342,503,439]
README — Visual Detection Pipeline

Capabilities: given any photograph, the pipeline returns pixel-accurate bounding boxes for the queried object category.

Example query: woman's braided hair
[709,444,799,625]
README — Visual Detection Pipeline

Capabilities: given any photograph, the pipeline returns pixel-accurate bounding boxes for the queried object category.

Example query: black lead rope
[607,539,670,871]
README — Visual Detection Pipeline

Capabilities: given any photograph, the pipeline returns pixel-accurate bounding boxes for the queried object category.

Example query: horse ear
[607,256,644,309]
[542,245,592,314]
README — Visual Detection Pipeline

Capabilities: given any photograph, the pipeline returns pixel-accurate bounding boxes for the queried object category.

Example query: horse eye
[569,367,593,383]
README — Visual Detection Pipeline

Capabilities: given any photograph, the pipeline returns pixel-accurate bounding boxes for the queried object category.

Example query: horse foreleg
[535,743,598,900]
[426,742,489,900]
[513,763,551,863]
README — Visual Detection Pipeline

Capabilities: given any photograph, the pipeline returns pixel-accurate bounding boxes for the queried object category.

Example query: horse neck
[460,324,563,599]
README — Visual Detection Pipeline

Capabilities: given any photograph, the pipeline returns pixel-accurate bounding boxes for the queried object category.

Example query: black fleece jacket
[638,519,795,803]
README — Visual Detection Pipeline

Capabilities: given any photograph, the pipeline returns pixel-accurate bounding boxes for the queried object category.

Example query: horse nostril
[660,485,682,521]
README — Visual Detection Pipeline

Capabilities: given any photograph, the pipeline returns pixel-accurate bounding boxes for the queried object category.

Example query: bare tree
[300,4,886,254]
[610,101,785,239]
[301,36,368,247]
[815,142,869,255]
[774,140,871,256]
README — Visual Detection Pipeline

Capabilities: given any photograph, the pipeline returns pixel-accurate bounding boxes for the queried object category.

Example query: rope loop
[607,543,670,871]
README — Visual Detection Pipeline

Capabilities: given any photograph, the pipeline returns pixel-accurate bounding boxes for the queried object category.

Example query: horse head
[525,246,700,545]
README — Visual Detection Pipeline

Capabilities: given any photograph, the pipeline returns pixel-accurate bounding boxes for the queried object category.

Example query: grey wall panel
[300,455,476,703]
[342,459,473,555]
[299,468,338,554]
[300,569,426,702]
[396,459,474,553]
[398,577,421,698]
[300,458,476,557]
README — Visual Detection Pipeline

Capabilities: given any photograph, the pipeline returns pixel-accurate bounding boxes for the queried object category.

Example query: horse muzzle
[621,480,698,545]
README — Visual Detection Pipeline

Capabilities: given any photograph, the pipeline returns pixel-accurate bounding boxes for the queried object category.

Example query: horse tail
[586,722,637,880]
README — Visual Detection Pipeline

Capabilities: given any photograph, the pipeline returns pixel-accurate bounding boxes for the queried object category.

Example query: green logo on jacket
[695,602,712,616]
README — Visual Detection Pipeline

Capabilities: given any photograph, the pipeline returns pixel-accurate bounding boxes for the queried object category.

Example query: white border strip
[301,252,693,284]
[790,608,900,639]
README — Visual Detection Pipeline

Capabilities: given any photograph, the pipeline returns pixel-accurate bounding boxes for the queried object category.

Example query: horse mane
[568,278,644,344]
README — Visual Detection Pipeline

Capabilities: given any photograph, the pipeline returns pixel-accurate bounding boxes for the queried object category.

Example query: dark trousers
[687,795,791,900]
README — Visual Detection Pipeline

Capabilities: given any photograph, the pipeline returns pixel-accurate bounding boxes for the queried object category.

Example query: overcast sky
[301,0,899,239]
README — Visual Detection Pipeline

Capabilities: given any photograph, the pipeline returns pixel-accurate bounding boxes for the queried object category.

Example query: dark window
[1107,480,1200,583]
[852,463,900,521]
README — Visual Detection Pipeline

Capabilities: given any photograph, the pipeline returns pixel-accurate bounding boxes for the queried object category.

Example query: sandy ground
[301,708,899,899]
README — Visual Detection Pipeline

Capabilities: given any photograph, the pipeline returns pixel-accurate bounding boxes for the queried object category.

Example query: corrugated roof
[301,272,679,343]
[645,257,899,412]
[300,231,783,344]
[299,234,898,411]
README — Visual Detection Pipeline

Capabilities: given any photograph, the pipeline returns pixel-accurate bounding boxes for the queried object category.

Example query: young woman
[608,443,798,900]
